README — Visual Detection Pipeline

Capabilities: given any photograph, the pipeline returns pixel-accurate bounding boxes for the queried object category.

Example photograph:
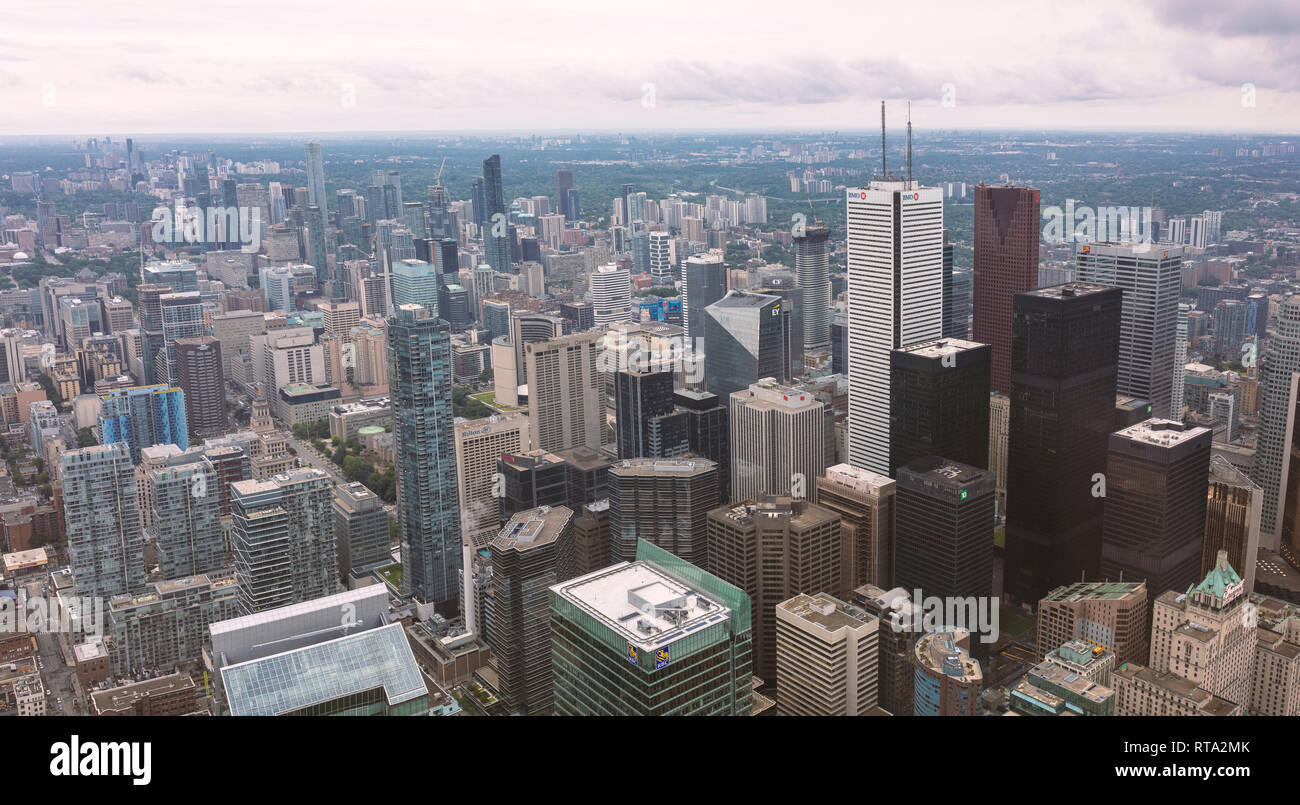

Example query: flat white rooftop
[552,561,730,651]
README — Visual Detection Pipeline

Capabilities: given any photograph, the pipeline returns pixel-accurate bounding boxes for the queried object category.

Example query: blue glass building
[98,384,189,464]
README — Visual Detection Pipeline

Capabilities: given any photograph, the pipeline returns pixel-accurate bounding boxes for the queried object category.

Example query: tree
[76,428,97,447]
[479,368,494,382]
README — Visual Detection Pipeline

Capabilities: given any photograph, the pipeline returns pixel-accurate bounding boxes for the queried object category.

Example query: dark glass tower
[482,155,510,273]
[556,169,574,219]
[793,223,830,351]
[889,337,991,475]
[894,456,996,606]
[615,369,688,460]
[703,290,790,402]
[682,253,728,347]
[1100,419,1211,599]
[389,304,461,611]
[1004,282,1122,606]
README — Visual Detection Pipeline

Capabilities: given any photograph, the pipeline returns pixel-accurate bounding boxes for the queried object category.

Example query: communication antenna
[906,101,914,182]
[880,100,887,180]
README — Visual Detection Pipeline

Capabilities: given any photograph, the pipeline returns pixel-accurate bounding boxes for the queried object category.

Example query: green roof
[1191,550,1242,599]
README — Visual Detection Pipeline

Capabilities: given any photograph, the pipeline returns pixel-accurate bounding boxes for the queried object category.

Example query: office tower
[682,253,727,347]
[971,184,1040,395]
[673,388,730,500]
[333,481,390,583]
[498,450,569,523]
[156,291,205,385]
[389,304,461,609]
[433,238,458,277]
[818,464,895,591]
[558,301,594,333]
[729,378,827,504]
[913,629,982,716]
[845,179,944,476]
[391,258,439,312]
[230,467,335,615]
[1004,283,1122,605]
[99,384,190,463]
[565,188,581,222]
[755,272,804,375]
[549,539,754,715]
[590,263,632,325]
[988,392,1010,515]
[1212,299,1248,361]
[62,443,145,599]
[1257,296,1300,541]
[941,231,973,339]
[703,291,790,402]
[303,142,326,213]
[1099,419,1211,603]
[572,500,611,576]
[707,496,842,683]
[1036,581,1150,666]
[510,312,565,388]
[145,459,223,579]
[830,312,847,374]
[173,337,225,437]
[609,457,718,566]
[525,331,603,453]
[775,592,878,716]
[1075,243,1182,417]
[1148,551,1254,707]
[1204,459,1260,595]
[614,369,687,459]
[211,586,433,716]
[488,505,575,715]
[143,259,200,292]
[852,584,923,716]
[482,155,510,273]
[894,456,996,610]
[1172,302,1189,419]
[792,223,831,351]
[556,169,574,219]
[888,338,990,474]
[454,413,531,547]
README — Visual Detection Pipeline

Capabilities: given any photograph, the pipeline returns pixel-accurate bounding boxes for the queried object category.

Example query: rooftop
[778,593,873,634]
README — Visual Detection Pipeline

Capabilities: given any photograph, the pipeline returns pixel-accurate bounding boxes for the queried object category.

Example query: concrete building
[454,413,530,547]
[913,629,982,716]
[775,592,878,716]
[333,481,390,583]
[1036,581,1150,667]
[729,378,829,504]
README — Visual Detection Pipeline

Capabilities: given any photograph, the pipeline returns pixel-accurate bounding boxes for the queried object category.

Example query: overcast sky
[2,0,1298,136]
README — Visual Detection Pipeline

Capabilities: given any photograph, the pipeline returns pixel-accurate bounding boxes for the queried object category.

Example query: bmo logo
[913,192,920,200]
[859,192,866,200]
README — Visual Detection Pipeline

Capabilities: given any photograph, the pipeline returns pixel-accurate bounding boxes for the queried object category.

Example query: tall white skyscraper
[729,378,829,504]
[1171,302,1190,419]
[1254,295,1300,541]
[845,180,944,475]
[589,264,632,325]
[304,141,326,212]
[648,231,673,286]
[1075,243,1182,418]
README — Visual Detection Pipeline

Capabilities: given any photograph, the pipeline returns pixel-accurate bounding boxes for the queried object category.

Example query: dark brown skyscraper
[972,184,1040,395]
[174,336,226,437]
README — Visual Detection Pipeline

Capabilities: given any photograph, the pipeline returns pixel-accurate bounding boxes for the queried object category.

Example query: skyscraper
[1255,295,1300,540]
[889,338,991,475]
[793,222,831,351]
[818,464,896,592]
[525,331,603,454]
[894,456,996,607]
[728,378,828,504]
[707,496,842,683]
[971,184,1040,395]
[62,443,144,599]
[608,457,719,567]
[775,592,879,716]
[589,264,632,325]
[230,468,336,615]
[1004,283,1122,605]
[555,169,574,219]
[1099,419,1211,602]
[682,252,727,348]
[549,540,754,716]
[481,155,510,273]
[846,179,944,476]
[913,630,982,716]
[648,230,673,286]
[488,505,575,715]
[389,304,461,609]
[333,481,390,584]
[614,369,687,459]
[1203,455,1261,594]
[98,384,190,464]
[941,231,972,339]
[173,337,226,437]
[304,141,326,213]
[145,458,223,580]
[1075,243,1182,418]
[703,290,790,402]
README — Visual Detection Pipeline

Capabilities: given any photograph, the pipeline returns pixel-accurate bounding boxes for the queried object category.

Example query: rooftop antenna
[906,101,914,183]
[880,100,887,180]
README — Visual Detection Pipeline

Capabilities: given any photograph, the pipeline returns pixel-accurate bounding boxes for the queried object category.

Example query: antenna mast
[906,101,914,182]
[880,100,887,179]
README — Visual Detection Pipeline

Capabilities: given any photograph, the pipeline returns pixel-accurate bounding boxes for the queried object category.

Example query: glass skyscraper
[99,384,190,464]
[481,155,510,273]
[389,303,462,609]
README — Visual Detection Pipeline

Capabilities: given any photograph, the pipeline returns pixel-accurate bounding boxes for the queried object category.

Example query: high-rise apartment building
[707,496,842,683]
[481,155,510,273]
[145,458,223,580]
[889,338,990,475]
[62,443,145,599]
[775,592,878,716]
[1100,419,1211,603]
[333,481,390,583]
[1075,243,1182,418]
[304,142,326,213]
[98,384,190,464]
[488,505,575,715]
[173,336,225,437]
[793,223,831,351]
[729,378,828,504]
[1004,283,1122,605]
[971,184,1040,395]
[845,179,944,475]
[230,468,336,615]
[389,304,461,609]
[549,540,754,716]
[608,457,719,567]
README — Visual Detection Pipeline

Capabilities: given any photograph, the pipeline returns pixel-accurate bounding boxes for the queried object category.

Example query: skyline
[3,0,1300,136]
